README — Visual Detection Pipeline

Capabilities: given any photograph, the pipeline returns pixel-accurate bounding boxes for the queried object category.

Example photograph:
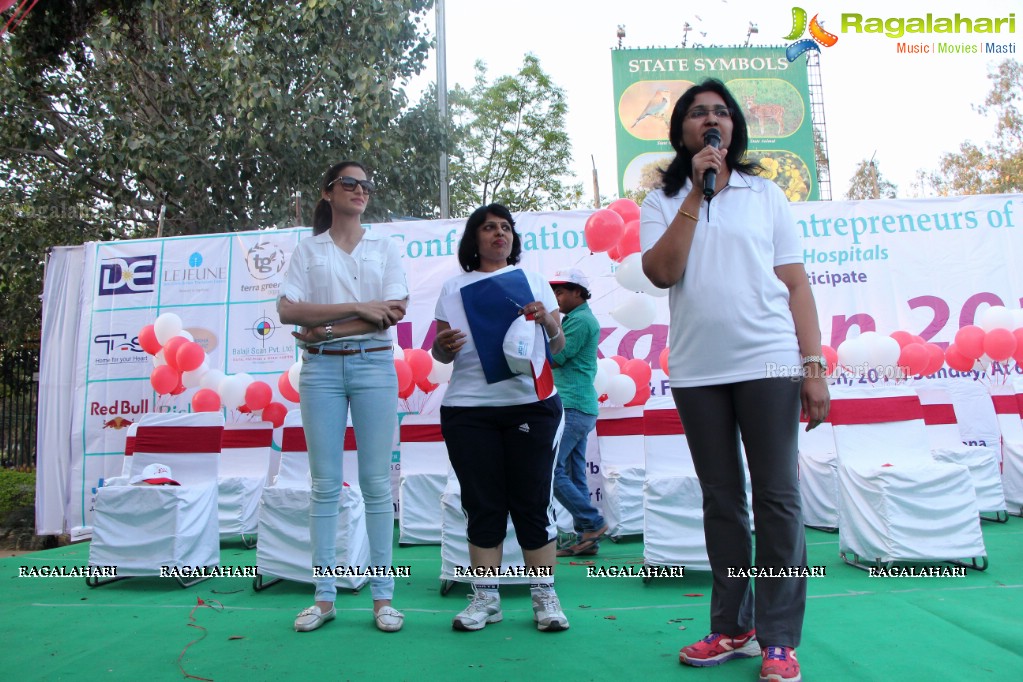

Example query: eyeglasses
[685,106,733,120]
[328,176,376,194]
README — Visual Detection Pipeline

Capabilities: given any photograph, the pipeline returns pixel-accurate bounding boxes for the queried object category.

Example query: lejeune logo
[92,333,149,366]
[163,251,227,287]
[98,255,157,296]
[783,7,839,62]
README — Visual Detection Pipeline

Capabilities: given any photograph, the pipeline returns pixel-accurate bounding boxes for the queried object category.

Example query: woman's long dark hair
[312,160,370,235]
[659,79,761,198]
[457,204,522,272]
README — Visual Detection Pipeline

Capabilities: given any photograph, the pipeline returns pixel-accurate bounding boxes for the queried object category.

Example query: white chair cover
[218,421,273,541]
[991,384,1023,515]
[256,410,370,591]
[797,420,839,529]
[397,414,448,545]
[595,407,646,539]
[830,385,985,565]
[89,412,225,576]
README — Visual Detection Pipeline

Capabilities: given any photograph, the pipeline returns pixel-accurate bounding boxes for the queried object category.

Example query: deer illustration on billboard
[744,93,786,137]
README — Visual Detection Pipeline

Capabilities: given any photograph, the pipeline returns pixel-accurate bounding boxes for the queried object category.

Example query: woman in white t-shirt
[640,80,829,682]
[278,161,408,634]
[431,204,570,634]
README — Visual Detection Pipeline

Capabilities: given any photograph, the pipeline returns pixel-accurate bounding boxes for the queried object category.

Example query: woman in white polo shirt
[278,160,408,633]
[640,80,829,682]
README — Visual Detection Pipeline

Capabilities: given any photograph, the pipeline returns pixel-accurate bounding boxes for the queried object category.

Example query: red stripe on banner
[992,395,1020,415]
[829,396,924,426]
[400,424,444,442]
[281,427,306,453]
[643,409,684,435]
[124,436,135,457]
[222,428,273,449]
[280,426,357,451]
[596,416,644,437]
[134,426,223,454]
[921,403,957,426]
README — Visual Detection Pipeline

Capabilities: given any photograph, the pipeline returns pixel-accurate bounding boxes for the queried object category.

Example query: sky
[408,0,1018,202]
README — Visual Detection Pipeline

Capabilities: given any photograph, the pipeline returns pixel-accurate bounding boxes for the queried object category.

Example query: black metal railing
[0,344,39,471]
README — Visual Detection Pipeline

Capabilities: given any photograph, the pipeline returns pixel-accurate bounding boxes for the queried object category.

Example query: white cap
[549,268,590,293]
[130,463,180,486]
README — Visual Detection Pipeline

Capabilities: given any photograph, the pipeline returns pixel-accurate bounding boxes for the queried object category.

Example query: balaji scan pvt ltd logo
[783,7,839,62]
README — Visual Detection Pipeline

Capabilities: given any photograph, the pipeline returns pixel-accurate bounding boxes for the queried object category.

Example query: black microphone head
[704,128,721,148]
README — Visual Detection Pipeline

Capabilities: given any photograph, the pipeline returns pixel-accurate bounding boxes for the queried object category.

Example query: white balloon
[1012,309,1023,330]
[606,374,636,404]
[869,334,901,372]
[610,293,656,330]
[614,254,653,293]
[643,279,669,298]
[181,361,209,389]
[598,357,621,377]
[288,361,302,391]
[219,374,248,410]
[200,368,226,391]
[153,313,183,344]
[975,354,993,372]
[235,373,255,390]
[593,364,609,395]
[177,329,194,342]
[837,337,870,373]
[152,350,167,367]
[977,305,1015,332]
[428,359,453,384]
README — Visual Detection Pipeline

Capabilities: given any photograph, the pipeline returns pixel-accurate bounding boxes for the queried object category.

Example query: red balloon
[898,342,929,377]
[889,331,914,349]
[607,198,641,224]
[610,355,627,371]
[821,345,838,375]
[176,341,206,372]
[659,347,670,375]
[138,324,162,355]
[237,404,252,414]
[954,325,985,359]
[405,348,433,383]
[945,344,974,372]
[622,358,652,388]
[606,242,626,263]
[162,336,188,370]
[150,365,179,395]
[584,209,625,253]
[191,388,221,412]
[616,220,641,258]
[598,393,609,403]
[624,380,651,407]
[983,327,1017,362]
[398,381,415,399]
[278,372,300,403]
[922,343,946,376]
[244,381,273,411]
[261,402,288,428]
[1013,329,1023,365]
[910,335,926,346]
[170,380,186,396]
[394,359,413,393]
[415,375,439,393]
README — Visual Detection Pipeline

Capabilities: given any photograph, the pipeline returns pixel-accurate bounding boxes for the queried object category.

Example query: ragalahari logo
[783,7,839,62]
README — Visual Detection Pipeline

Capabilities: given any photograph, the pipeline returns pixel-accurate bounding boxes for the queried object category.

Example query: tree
[447,54,582,216]
[846,158,898,200]
[0,0,444,347]
[919,59,1023,196]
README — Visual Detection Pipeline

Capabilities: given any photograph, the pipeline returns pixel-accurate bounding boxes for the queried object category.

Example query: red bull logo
[91,399,150,418]
[101,417,134,430]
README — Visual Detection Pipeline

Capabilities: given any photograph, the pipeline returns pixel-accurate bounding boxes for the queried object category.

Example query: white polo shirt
[640,172,803,387]
[281,229,408,344]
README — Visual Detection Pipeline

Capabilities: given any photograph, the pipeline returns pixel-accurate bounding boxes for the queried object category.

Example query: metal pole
[437,0,450,219]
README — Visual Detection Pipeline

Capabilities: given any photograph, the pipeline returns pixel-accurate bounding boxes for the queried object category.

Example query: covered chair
[88,411,225,587]
[218,421,274,547]
[797,418,840,531]
[989,384,1023,517]
[397,414,447,545]
[830,385,986,572]
[595,406,646,540]
[254,410,369,592]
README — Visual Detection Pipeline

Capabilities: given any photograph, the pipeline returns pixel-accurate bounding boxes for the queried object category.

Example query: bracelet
[548,327,563,342]
[677,207,700,222]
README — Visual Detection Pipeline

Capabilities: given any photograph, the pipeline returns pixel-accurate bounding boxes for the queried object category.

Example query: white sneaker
[452,590,502,631]
[532,589,569,632]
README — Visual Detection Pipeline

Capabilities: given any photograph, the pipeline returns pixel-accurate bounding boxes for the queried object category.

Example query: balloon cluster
[594,355,652,407]
[139,313,293,427]
[394,347,452,400]
[836,331,941,380]
[944,306,1023,372]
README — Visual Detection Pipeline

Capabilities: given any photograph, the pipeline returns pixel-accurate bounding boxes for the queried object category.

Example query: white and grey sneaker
[452,590,503,631]
[532,589,569,632]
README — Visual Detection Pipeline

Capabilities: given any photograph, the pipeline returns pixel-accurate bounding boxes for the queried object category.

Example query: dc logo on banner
[98,255,157,296]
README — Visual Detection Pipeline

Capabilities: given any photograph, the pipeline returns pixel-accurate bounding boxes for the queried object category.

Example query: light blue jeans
[552,408,603,533]
[300,341,397,603]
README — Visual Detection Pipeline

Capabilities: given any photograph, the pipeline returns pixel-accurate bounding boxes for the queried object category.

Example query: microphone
[702,128,721,198]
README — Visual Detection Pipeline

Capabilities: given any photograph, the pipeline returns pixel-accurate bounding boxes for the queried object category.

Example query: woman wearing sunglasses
[278,161,409,633]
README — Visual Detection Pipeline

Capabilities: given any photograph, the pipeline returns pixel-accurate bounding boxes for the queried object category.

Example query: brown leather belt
[307,346,392,356]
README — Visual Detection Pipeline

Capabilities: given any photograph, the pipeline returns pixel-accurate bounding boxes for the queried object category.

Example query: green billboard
[612,47,819,202]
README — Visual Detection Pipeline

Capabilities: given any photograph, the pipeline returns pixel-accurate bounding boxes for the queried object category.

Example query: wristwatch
[324,323,334,341]
[802,355,827,372]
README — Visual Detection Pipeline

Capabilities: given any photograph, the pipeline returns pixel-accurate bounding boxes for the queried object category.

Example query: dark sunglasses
[328,176,375,194]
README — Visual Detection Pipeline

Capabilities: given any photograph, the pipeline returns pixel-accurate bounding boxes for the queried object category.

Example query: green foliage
[0,469,35,515]
[448,54,582,216]
[846,158,898,200]
[920,59,1023,196]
